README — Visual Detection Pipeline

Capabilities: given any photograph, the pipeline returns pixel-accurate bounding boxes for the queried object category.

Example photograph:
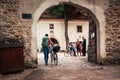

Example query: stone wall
[105,0,120,64]
[0,0,22,41]
[0,0,36,68]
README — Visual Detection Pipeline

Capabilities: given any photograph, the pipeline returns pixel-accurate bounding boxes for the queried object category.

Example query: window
[49,24,54,29]
[77,25,82,32]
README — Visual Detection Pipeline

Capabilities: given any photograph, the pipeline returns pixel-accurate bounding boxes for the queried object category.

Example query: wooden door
[87,16,97,62]
[0,46,24,73]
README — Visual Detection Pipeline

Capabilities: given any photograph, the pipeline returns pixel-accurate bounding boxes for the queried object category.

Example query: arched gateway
[31,0,106,64]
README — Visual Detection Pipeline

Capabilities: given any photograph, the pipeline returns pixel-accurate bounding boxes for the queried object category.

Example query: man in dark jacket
[82,36,86,56]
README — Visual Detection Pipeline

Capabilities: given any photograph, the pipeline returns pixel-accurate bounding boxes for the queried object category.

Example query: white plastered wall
[37,19,89,51]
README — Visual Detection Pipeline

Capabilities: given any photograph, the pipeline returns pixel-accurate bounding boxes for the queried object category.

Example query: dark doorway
[50,38,58,44]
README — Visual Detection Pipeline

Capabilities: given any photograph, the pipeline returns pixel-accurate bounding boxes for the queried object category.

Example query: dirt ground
[0,52,120,80]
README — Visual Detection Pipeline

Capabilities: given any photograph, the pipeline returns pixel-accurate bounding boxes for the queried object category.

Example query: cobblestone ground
[0,52,120,80]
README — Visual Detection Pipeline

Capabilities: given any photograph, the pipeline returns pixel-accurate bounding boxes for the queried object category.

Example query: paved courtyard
[0,52,120,80]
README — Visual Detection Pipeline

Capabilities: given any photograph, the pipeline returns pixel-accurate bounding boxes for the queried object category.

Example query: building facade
[37,19,89,50]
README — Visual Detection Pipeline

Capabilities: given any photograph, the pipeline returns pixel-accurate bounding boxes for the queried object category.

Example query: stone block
[105,47,110,52]
[0,0,19,4]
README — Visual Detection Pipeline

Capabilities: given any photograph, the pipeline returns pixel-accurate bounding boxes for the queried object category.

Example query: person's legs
[70,47,73,56]
[82,48,86,56]
[76,48,78,56]
[76,47,80,56]
[43,48,49,65]
[73,49,76,56]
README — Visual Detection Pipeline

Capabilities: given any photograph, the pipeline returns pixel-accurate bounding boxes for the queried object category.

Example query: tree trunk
[64,5,69,50]
[64,19,69,50]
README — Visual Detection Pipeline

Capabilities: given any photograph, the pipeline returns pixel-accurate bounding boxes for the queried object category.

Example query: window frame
[49,24,54,29]
[77,25,82,33]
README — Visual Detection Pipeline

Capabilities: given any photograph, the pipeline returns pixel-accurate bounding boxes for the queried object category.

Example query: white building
[37,19,89,50]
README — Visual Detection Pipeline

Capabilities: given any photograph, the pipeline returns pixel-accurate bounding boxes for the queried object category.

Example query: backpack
[53,45,60,52]
[42,37,48,48]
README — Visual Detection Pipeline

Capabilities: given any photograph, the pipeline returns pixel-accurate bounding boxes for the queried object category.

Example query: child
[70,42,76,56]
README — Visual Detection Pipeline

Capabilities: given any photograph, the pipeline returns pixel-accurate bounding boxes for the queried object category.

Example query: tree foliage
[45,4,76,20]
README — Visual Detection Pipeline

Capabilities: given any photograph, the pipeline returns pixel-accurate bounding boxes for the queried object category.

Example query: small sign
[91,32,95,39]
[22,13,32,19]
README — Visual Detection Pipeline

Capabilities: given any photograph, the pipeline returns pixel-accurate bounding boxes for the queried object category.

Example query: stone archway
[32,0,106,64]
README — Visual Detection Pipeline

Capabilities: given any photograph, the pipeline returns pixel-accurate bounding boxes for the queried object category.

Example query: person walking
[82,36,86,56]
[75,39,80,56]
[41,34,52,65]
[52,42,60,65]
[79,41,83,56]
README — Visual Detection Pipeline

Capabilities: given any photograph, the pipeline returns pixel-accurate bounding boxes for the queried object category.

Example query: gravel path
[0,52,120,80]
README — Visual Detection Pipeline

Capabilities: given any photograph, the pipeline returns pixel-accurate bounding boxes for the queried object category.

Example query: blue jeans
[43,47,49,65]
[70,47,76,56]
